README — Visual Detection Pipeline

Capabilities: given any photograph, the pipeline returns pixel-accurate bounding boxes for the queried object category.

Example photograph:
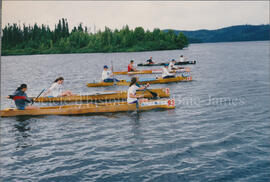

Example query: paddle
[31,88,46,105]
[111,60,116,85]
[145,88,158,99]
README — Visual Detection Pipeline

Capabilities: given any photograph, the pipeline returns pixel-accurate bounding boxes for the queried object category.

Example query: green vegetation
[1,19,189,56]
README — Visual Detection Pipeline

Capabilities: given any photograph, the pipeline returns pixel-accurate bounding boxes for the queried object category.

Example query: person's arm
[165,68,174,76]
[138,83,150,90]
[129,92,142,99]
[43,84,54,96]
[25,95,33,103]
[109,70,114,77]
[6,95,14,99]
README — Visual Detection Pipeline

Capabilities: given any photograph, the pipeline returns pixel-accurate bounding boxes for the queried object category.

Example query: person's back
[128,60,136,72]
[47,82,63,97]
[128,63,133,72]
[127,84,139,104]
[179,55,185,62]
[102,69,111,80]
[11,89,29,109]
[162,65,175,78]
[146,57,154,64]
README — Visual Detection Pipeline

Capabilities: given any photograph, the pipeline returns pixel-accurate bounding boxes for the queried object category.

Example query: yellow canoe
[0,99,175,117]
[113,67,190,75]
[87,75,192,87]
[32,88,170,102]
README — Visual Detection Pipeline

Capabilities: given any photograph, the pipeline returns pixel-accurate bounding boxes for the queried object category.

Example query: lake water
[1,41,270,182]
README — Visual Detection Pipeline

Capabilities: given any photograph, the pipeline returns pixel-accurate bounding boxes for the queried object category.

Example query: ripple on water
[1,41,270,182]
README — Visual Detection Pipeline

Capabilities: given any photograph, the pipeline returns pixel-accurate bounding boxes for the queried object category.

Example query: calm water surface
[1,41,270,182]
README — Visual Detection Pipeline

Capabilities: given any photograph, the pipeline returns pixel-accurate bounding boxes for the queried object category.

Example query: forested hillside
[1,19,188,56]
[166,24,270,43]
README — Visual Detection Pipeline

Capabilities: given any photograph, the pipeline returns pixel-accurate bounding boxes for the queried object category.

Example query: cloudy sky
[2,1,269,31]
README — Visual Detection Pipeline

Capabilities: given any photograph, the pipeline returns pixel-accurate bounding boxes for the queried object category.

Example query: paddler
[43,77,74,97]
[6,84,38,110]
[168,59,178,71]
[101,65,119,82]
[162,64,176,79]
[128,60,138,72]
[179,55,185,62]
[146,56,154,64]
[127,77,149,104]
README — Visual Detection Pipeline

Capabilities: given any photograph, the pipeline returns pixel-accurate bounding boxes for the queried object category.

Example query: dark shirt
[146,59,153,64]
[9,90,32,110]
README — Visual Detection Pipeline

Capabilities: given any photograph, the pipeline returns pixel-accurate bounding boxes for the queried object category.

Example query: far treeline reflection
[2,18,189,56]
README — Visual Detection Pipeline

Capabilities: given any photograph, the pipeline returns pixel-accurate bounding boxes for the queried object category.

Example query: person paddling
[128,60,137,72]
[43,77,73,97]
[162,64,176,79]
[102,65,119,82]
[168,59,178,71]
[6,84,38,110]
[127,77,150,104]
[146,57,154,64]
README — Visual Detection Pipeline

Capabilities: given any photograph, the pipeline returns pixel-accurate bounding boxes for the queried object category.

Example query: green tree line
[1,18,189,56]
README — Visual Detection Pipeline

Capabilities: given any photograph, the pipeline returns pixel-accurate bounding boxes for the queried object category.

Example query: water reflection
[129,112,144,144]
[14,117,33,149]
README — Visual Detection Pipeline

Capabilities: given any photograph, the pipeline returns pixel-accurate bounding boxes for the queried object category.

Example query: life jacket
[128,64,133,72]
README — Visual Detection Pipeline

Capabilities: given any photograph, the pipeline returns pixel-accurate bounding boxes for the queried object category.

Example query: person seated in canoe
[6,84,38,110]
[146,57,154,64]
[168,59,178,71]
[162,64,176,79]
[128,60,138,72]
[179,55,186,62]
[43,77,74,97]
[127,77,150,104]
[102,65,119,83]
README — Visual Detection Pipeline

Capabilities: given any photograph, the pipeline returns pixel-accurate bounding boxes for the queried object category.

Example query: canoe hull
[113,68,190,75]
[33,88,170,102]
[87,76,192,87]
[137,60,196,66]
[0,99,175,117]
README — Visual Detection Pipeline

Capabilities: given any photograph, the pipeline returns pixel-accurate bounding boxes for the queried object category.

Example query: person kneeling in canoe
[6,84,38,110]
[146,57,154,64]
[179,55,186,62]
[43,77,74,97]
[102,65,119,82]
[128,60,138,72]
[162,64,176,79]
[127,77,150,104]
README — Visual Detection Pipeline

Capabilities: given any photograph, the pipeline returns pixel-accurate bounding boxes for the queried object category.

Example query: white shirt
[179,57,185,62]
[127,85,139,103]
[102,70,112,80]
[168,62,176,71]
[47,82,63,97]
[162,67,174,78]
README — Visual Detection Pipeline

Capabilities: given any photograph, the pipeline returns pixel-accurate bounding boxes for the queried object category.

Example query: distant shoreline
[1,40,268,57]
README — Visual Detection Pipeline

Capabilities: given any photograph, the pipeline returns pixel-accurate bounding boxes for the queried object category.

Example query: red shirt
[128,64,133,72]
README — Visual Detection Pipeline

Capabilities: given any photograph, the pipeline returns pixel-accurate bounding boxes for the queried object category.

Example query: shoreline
[1,40,268,57]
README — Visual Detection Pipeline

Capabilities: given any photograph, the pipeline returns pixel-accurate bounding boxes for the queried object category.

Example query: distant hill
[164,24,270,43]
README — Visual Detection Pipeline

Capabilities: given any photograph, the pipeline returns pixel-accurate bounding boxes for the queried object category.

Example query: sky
[2,1,269,32]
